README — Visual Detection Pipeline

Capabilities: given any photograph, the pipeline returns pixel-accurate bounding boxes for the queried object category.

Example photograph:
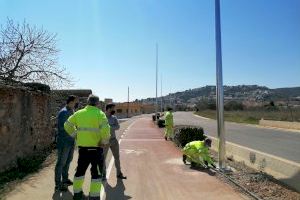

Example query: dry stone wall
[0,84,52,172]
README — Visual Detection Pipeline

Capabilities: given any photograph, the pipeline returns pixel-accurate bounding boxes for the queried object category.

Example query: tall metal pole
[127,86,129,118]
[160,74,163,112]
[155,43,158,117]
[215,0,226,169]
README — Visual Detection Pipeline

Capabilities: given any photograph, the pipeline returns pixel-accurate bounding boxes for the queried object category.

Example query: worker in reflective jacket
[64,94,110,200]
[182,138,216,168]
[164,107,174,141]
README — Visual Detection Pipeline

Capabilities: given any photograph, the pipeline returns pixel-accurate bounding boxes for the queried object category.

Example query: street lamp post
[127,86,129,118]
[215,0,226,169]
[161,74,163,112]
[155,43,158,118]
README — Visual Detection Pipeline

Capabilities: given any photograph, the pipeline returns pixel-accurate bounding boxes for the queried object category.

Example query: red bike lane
[104,117,247,200]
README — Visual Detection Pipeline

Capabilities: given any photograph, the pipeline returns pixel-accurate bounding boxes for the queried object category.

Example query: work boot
[55,183,68,192]
[54,185,60,192]
[117,173,127,179]
[63,179,73,186]
[73,191,84,200]
[60,184,68,192]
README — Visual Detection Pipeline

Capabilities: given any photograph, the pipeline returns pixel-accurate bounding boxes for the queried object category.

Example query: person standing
[102,103,127,181]
[164,107,174,141]
[55,95,78,191]
[64,95,110,200]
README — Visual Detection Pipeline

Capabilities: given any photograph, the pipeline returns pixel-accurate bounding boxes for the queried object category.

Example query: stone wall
[50,89,93,117]
[0,84,52,172]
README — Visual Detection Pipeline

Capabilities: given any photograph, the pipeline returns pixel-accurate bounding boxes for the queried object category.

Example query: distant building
[114,102,155,118]
[104,98,113,104]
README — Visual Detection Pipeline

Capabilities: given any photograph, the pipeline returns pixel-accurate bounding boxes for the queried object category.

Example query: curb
[209,136,300,192]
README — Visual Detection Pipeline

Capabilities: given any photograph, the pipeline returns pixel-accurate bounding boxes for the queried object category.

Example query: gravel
[210,150,300,200]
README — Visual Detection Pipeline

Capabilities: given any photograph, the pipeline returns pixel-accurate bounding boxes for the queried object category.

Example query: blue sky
[1,0,299,102]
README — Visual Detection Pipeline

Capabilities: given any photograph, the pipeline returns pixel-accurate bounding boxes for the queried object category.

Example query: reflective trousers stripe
[89,179,102,196]
[73,176,85,193]
[73,176,102,195]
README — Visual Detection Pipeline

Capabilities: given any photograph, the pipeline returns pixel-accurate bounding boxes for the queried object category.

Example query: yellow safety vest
[165,111,174,127]
[183,141,213,164]
[64,105,111,147]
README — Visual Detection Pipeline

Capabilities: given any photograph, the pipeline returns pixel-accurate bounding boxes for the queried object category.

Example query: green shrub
[174,126,206,147]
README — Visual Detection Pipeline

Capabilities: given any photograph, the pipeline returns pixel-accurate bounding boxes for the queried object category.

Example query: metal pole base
[215,163,233,174]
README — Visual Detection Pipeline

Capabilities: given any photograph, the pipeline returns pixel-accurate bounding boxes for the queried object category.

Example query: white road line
[193,114,210,120]
[100,120,137,200]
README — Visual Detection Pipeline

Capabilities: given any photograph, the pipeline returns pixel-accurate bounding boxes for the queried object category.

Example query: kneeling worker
[182,138,216,168]
[64,95,110,200]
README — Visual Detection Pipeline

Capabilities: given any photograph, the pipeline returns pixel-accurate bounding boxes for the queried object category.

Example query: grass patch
[195,109,300,124]
[0,147,53,197]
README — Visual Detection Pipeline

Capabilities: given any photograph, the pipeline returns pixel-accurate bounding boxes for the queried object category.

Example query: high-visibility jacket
[64,105,111,147]
[182,140,214,165]
[165,111,173,128]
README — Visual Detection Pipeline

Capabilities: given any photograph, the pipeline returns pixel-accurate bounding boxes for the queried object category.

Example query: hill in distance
[138,85,300,105]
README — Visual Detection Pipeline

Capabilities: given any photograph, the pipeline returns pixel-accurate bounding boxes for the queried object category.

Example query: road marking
[193,114,210,120]
[100,120,137,200]
[121,149,146,155]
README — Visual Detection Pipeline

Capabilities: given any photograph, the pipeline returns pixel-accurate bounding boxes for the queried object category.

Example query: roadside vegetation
[194,100,300,124]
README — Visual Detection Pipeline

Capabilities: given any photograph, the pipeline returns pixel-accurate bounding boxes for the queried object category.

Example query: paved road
[174,112,300,163]
[5,116,247,200]
[104,117,246,200]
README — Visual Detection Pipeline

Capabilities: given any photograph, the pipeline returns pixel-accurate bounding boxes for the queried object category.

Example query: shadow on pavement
[189,165,216,176]
[279,170,300,193]
[52,190,74,200]
[105,179,132,200]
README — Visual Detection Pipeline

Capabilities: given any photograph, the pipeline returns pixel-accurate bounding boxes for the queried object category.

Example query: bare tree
[0,19,72,88]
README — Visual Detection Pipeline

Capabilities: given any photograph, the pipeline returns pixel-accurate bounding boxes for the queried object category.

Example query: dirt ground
[210,151,300,200]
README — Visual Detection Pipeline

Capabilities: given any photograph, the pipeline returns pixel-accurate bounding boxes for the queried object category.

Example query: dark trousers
[73,147,104,199]
[55,143,74,186]
[75,147,104,179]
[102,138,121,178]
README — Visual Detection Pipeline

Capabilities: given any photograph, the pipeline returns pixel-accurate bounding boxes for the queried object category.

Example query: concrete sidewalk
[4,120,134,200]
[104,118,247,200]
